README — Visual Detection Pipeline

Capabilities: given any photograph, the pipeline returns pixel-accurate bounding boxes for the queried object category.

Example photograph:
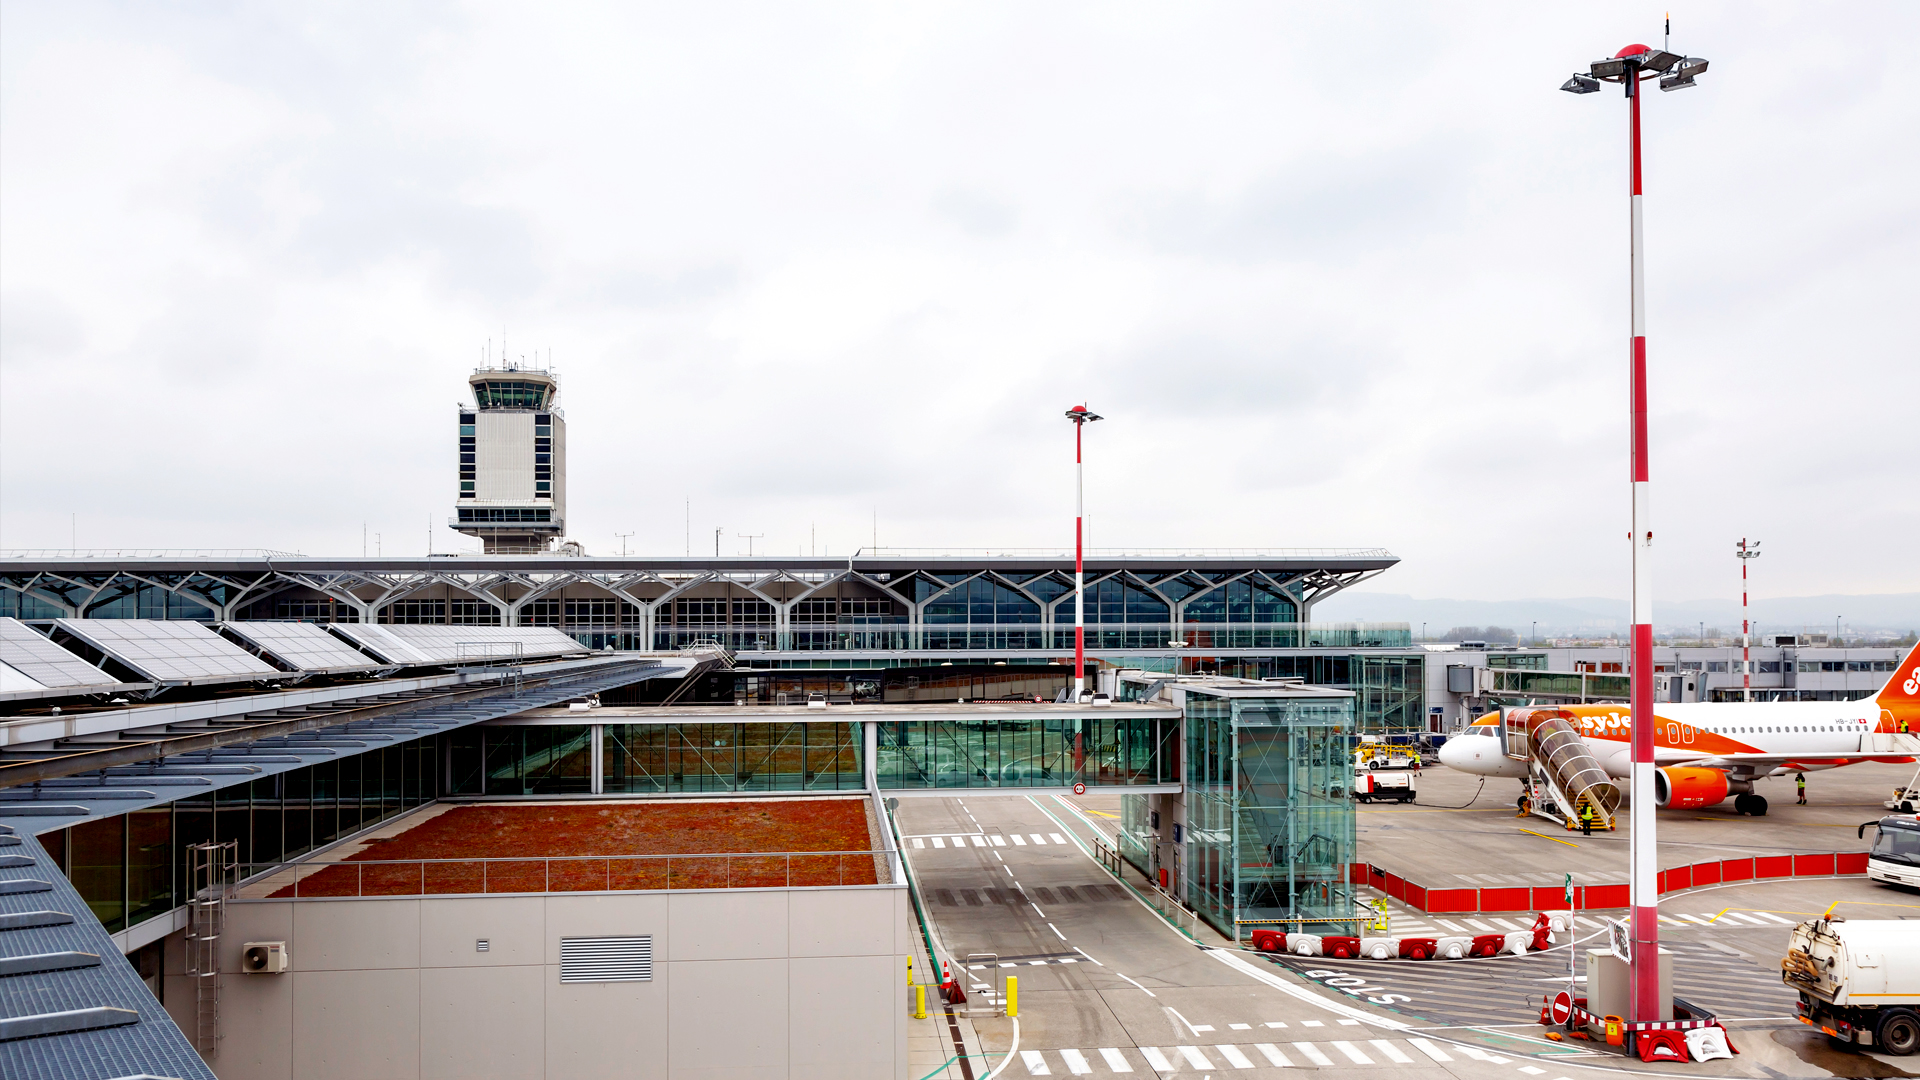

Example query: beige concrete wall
[163,886,910,1080]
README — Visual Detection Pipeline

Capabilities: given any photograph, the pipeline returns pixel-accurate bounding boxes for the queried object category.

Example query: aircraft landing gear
[1734,792,1769,817]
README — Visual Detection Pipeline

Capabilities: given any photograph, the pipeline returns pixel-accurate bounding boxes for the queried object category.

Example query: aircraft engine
[1653,767,1731,809]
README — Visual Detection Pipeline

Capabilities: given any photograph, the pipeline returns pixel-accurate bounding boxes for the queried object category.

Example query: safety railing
[234,849,893,899]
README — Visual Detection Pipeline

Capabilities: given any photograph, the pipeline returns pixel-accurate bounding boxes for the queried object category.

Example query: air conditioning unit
[242,941,289,974]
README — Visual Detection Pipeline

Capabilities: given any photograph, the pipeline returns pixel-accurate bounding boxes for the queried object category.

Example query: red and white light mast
[1561,27,1708,1027]
[1738,539,1761,701]
[1065,405,1102,701]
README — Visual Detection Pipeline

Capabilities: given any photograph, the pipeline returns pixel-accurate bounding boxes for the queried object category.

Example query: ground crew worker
[1797,773,1808,805]
[1903,718,1911,735]
[1579,802,1595,836]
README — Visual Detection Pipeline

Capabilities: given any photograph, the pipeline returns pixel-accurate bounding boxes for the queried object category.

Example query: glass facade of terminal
[874,715,1176,790]
[40,737,439,933]
[1121,689,1356,940]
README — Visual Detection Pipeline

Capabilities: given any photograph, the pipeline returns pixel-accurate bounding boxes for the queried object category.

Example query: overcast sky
[2,3,1914,606]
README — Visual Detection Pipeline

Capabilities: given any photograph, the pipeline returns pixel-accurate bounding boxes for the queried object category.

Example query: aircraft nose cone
[1437,739,1466,769]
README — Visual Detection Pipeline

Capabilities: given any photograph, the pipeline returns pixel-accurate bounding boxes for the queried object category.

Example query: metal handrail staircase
[1506,708,1621,830]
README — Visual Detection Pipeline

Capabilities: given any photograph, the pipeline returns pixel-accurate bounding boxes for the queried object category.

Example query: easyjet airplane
[1437,641,1920,815]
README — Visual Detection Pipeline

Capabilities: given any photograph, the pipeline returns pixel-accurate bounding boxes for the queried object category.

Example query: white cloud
[1,1,1915,599]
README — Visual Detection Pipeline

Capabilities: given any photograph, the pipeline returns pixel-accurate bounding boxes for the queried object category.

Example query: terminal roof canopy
[52,618,282,686]
[0,617,120,690]
[220,621,387,674]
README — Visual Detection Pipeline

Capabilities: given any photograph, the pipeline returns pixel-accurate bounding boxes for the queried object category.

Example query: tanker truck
[1783,917,1920,1054]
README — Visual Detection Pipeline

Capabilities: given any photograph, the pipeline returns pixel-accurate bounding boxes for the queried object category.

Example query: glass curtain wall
[43,736,436,935]
[1183,691,1357,940]
[599,722,862,793]
[875,716,1173,790]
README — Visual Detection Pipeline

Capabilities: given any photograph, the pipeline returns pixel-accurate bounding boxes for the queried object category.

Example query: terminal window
[449,599,501,625]
[383,599,446,624]
[274,600,358,623]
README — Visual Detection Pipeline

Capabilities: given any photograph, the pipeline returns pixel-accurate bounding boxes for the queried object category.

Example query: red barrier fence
[1349,852,1869,914]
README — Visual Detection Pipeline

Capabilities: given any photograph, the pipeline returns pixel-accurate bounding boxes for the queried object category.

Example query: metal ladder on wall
[184,840,239,1059]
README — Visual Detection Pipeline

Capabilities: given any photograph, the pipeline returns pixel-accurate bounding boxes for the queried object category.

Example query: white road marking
[1577,916,1604,929]
[1032,904,1046,918]
[1097,1047,1132,1072]
[1030,834,1048,845]
[972,835,987,847]
[1049,923,1067,941]
[1406,1037,1453,1061]
[1677,914,1715,925]
[1253,1043,1292,1066]
[1465,919,1494,931]
[1300,1020,1324,1027]
[1020,1049,1049,1074]
[1336,1019,1360,1026]
[990,835,1007,846]
[1140,1048,1173,1071]
[1012,835,1028,845]
[1115,972,1155,996]
[1435,919,1465,933]
[1461,1046,1512,1064]
[1518,1067,1546,1076]
[1167,1007,1211,1035]
[1490,918,1522,931]
[951,836,967,846]
[1073,947,1104,966]
[1369,1039,1413,1063]
[1751,911,1795,925]
[1028,960,1046,966]
[1330,1040,1374,1063]
[1177,1045,1215,1069]
[931,837,945,848]
[911,838,925,849]
[1059,957,1078,963]
[1290,1042,1334,1066]
[1228,1023,1252,1030]
[1263,1021,1287,1029]
[1049,832,1068,844]
[1722,911,1769,926]
[1215,1044,1257,1068]
[1059,1048,1092,1075]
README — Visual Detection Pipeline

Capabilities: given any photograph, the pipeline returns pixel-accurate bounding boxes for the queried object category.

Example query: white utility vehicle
[1860,815,1920,891]
[1352,740,1418,804]
[1783,917,1920,1054]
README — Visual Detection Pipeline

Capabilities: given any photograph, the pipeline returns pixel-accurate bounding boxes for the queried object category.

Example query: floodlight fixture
[1661,57,1709,92]
[1561,74,1602,95]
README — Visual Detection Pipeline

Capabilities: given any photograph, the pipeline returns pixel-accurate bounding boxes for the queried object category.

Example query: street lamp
[1065,405,1103,701]
[1737,540,1761,701]
[1559,24,1709,1030]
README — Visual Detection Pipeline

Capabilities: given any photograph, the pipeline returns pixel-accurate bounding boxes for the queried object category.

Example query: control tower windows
[473,380,552,409]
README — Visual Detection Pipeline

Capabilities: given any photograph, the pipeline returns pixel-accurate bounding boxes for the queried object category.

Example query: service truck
[1352,743,1417,804]
[1783,917,1920,1054]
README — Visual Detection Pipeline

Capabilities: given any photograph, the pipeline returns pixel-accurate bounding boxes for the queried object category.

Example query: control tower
[451,366,567,553]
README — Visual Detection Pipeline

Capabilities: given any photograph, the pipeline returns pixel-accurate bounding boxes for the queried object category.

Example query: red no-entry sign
[1551,990,1573,1026]
[1072,782,1087,795]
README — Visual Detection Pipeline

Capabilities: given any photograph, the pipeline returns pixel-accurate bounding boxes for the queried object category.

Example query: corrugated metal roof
[0,828,214,1080]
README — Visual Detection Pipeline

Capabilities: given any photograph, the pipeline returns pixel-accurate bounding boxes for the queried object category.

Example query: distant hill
[1311,592,1920,640]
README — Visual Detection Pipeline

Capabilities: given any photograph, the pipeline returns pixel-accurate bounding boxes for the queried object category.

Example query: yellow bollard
[906,956,913,985]
[914,983,927,1020]
[1007,975,1018,1018]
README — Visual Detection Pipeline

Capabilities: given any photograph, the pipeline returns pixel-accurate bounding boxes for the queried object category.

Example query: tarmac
[1358,758,1913,894]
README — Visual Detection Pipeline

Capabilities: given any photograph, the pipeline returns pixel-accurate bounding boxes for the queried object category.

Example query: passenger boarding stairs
[1504,708,1620,831]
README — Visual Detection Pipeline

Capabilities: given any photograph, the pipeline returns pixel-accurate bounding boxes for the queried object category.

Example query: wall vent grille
[559,935,652,983]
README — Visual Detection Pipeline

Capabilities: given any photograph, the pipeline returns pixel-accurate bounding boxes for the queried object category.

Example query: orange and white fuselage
[1438,642,1920,808]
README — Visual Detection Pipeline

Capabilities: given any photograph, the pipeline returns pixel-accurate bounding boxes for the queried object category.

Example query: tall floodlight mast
[1065,405,1103,701]
[1560,28,1708,1028]
[1738,539,1762,701]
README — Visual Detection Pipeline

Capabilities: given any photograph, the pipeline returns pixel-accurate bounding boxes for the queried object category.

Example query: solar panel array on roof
[327,624,441,666]
[52,619,282,686]
[380,624,590,663]
[221,621,385,674]
[0,618,120,690]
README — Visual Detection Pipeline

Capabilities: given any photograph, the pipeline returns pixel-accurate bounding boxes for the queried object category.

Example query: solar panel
[381,625,589,663]
[221,622,385,674]
[52,619,282,685]
[328,624,441,666]
[0,618,120,689]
